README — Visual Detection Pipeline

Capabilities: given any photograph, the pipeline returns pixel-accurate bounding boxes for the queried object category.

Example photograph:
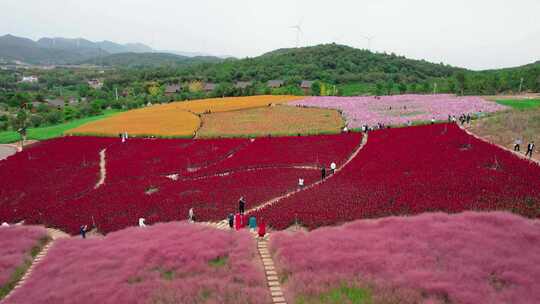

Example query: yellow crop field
[67,95,304,137]
[197,105,344,138]
[173,95,304,114]
[67,107,201,137]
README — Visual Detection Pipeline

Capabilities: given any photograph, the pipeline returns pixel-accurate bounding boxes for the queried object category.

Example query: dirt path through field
[461,125,540,166]
[95,149,107,189]
[0,145,17,161]
[244,132,368,215]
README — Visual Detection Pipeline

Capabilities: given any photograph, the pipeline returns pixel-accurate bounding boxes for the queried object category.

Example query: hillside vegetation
[180,44,459,84]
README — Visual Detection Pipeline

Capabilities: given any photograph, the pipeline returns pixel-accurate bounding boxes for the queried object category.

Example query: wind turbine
[332,34,344,44]
[290,18,304,48]
[361,35,375,51]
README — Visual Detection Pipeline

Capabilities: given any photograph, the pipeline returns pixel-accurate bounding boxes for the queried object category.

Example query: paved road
[0,145,17,160]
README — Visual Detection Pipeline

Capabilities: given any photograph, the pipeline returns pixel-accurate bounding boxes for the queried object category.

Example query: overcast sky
[1,0,539,70]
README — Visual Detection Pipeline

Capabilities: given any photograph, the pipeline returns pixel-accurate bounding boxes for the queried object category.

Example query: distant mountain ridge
[80,52,224,68]
[0,34,227,65]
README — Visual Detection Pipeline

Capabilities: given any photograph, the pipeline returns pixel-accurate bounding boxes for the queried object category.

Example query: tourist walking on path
[514,138,522,152]
[80,225,88,239]
[466,114,471,124]
[238,197,246,214]
[228,213,234,229]
[330,162,337,174]
[258,218,266,238]
[321,167,326,180]
[188,208,195,222]
[298,178,304,188]
[526,141,535,158]
[138,218,147,227]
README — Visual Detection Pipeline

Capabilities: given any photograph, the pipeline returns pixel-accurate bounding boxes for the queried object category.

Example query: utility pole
[519,77,524,93]
[433,82,438,94]
[115,87,119,101]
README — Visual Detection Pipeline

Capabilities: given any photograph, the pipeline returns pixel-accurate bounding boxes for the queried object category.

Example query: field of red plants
[269,212,540,304]
[0,133,361,234]
[253,123,540,229]
[0,226,48,289]
[5,223,270,304]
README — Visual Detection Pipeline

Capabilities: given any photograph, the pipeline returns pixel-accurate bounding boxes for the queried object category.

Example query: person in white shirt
[138,218,146,227]
[298,178,304,188]
[330,162,337,174]
[514,138,522,152]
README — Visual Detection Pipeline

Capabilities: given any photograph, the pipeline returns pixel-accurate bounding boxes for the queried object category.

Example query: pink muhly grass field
[6,222,270,304]
[0,225,48,287]
[291,94,507,128]
[270,212,540,304]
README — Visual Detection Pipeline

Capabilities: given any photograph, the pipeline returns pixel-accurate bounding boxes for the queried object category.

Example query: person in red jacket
[258,218,266,238]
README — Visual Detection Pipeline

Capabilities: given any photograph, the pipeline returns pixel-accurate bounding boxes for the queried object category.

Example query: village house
[234,81,253,89]
[203,82,216,92]
[164,84,182,96]
[267,80,284,89]
[88,79,103,90]
[300,80,314,95]
[20,75,39,83]
[45,98,79,109]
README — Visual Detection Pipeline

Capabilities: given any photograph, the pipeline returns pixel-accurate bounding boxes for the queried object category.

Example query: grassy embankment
[0,110,121,144]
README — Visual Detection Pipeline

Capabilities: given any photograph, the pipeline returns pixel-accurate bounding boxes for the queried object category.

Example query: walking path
[257,237,286,304]
[461,125,540,166]
[0,145,17,161]
[1,228,69,304]
[200,133,369,304]
[246,133,368,214]
[171,164,320,182]
[95,149,107,189]
[198,221,285,303]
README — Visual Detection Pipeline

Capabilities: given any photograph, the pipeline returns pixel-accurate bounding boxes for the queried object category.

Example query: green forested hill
[179,44,460,84]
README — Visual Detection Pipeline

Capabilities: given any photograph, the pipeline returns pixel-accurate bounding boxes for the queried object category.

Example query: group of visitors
[514,138,536,158]
[227,196,266,237]
[320,162,336,180]
[361,123,391,132]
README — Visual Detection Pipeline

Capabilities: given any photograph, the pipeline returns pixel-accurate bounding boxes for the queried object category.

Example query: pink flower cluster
[253,124,540,229]
[0,133,361,234]
[0,225,48,287]
[6,223,270,304]
[269,212,540,304]
[291,94,507,127]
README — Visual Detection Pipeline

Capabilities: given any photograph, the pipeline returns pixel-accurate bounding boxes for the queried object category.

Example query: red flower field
[253,123,540,229]
[0,133,361,234]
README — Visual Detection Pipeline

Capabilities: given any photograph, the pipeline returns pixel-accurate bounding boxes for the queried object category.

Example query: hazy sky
[1,0,539,70]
